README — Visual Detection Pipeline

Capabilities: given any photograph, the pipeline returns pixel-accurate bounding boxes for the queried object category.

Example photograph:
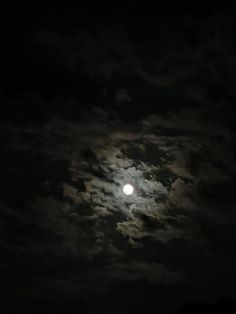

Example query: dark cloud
[0,6,236,313]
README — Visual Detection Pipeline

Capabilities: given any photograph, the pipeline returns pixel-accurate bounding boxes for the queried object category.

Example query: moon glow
[123,184,134,195]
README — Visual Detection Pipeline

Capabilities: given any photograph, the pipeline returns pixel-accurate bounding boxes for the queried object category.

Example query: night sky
[1,3,236,313]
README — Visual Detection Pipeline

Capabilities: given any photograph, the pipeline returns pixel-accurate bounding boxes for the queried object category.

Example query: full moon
[123,184,134,195]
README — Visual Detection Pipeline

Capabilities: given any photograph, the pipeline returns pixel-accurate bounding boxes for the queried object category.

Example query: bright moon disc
[123,184,134,195]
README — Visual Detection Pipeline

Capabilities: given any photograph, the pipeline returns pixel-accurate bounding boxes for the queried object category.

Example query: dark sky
[0,2,236,314]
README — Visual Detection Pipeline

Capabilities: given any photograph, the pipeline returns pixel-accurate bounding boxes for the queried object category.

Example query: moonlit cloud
[1,10,236,311]
[3,99,234,293]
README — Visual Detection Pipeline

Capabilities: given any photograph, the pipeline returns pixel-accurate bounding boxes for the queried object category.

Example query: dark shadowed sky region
[0,3,236,313]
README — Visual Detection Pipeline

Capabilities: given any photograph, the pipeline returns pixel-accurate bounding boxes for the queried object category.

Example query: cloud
[1,14,236,303]
[106,260,182,284]
[169,179,197,210]
[36,24,138,77]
